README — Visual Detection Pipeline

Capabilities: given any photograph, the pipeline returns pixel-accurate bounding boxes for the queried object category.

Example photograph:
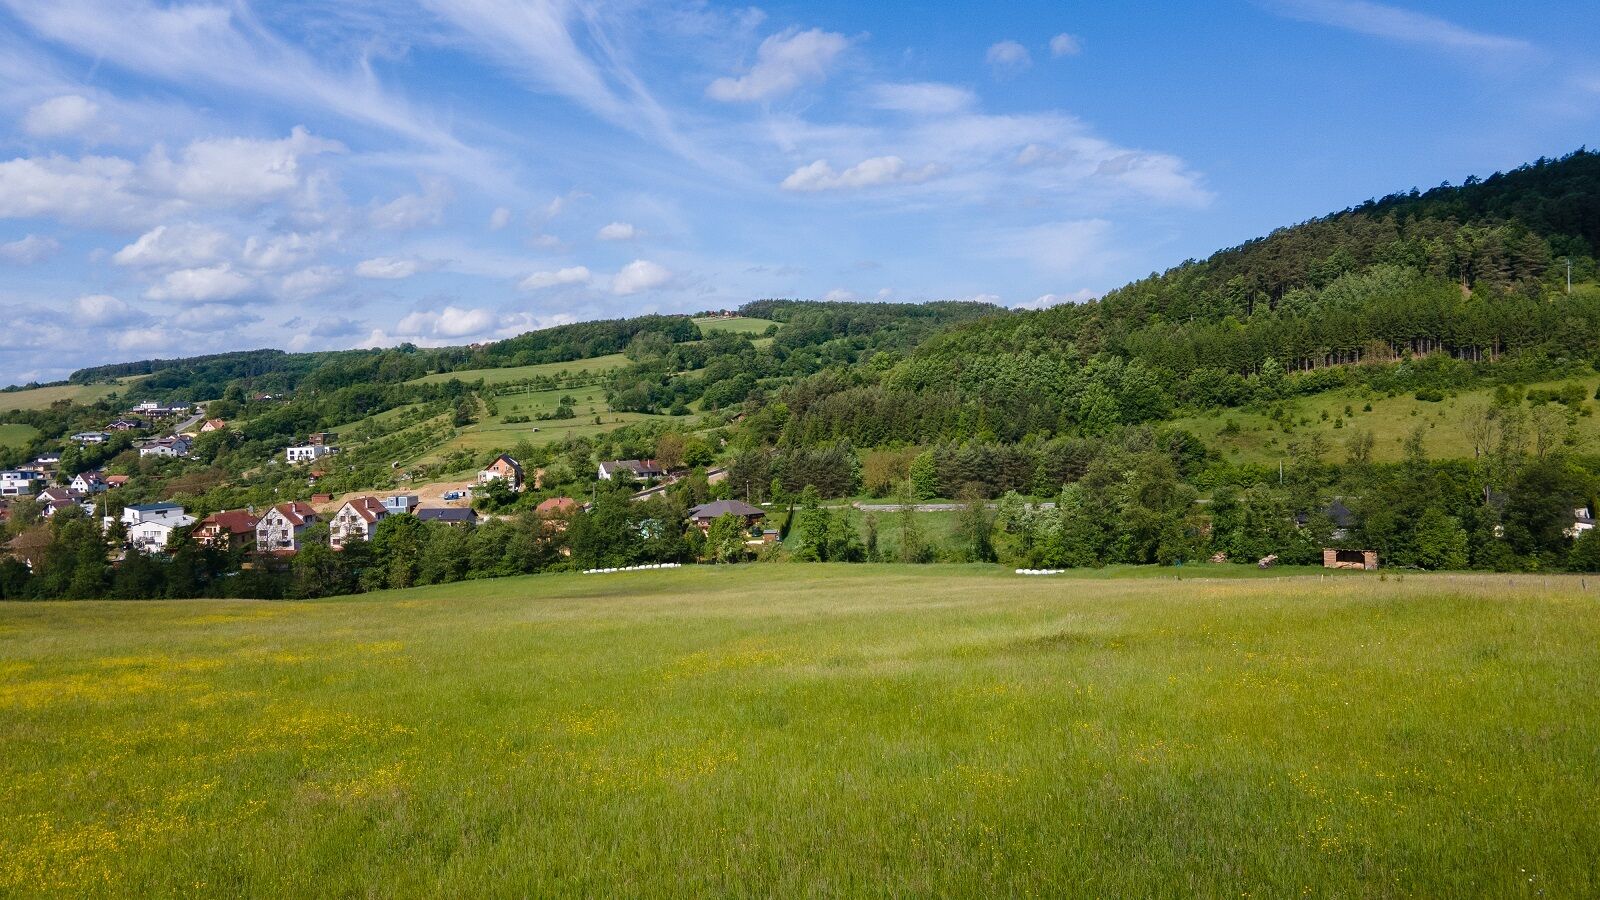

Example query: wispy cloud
[1263,0,1533,56]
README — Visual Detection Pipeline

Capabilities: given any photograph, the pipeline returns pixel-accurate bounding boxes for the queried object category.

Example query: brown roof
[340,496,388,523]
[105,475,131,486]
[271,501,317,526]
[199,510,258,535]
[537,497,578,515]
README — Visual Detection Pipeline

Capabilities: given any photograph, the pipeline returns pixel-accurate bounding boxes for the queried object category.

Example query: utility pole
[1566,257,1573,295]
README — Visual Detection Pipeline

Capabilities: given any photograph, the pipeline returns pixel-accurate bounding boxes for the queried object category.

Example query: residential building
[32,453,62,469]
[536,496,579,531]
[108,418,147,431]
[71,472,108,494]
[121,502,189,527]
[129,518,193,555]
[0,470,46,497]
[686,499,766,532]
[417,507,477,527]
[330,497,387,548]
[1568,507,1595,538]
[72,431,110,444]
[478,454,524,490]
[597,459,665,481]
[286,444,336,464]
[381,495,420,515]
[308,432,338,446]
[256,502,319,553]
[194,510,259,550]
[36,487,92,519]
[104,475,131,489]
[138,436,193,458]
[199,419,227,433]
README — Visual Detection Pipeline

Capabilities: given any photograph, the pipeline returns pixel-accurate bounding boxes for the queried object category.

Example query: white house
[128,520,188,554]
[381,495,419,514]
[71,472,108,495]
[1568,507,1596,538]
[0,470,46,497]
[330,496,387,548]
[286,444,336,464]
[120,502,190,527]
[138,436,192,458]
[72,431,110,445]
[256,501,319,552]
[597,459,665,481]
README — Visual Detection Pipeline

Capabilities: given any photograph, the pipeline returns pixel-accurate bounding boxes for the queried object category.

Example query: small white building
[72,431,110,444]
[138,436,192,458]
[71,472,108,495]
[0,470,45,497]
[256,501,319,552]
[330,497,387,548]
[286,444,337,464]
[121,502,190,527]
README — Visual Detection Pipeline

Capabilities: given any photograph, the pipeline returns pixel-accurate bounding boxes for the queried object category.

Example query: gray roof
[688,499,765,520]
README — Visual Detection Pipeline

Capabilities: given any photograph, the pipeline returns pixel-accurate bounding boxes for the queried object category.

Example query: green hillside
[4,567,1598,896]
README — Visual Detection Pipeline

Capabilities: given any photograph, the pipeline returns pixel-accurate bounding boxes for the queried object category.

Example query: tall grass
[2,565,1597,896]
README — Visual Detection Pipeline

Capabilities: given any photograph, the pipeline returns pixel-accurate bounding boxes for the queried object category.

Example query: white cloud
[0,154,143,224]
[371,177,451,229]
[355,256,421,279]
[519,266,592,290]
[279,265,345,300]
[172,304,259,332]
[707,28,849,101]
[113,223,230,268]
[240,231,318,270]
[395,305,496,339]
[0,234,60,264]
[611,259,672,295]
[1264,0,1533,55]
[144,264,253,303]
[596,221,638,241]
[986,40,1032,76]
[144,126,343,206]
[112,327,173,354]
[866,82,976,115]
[1049,33,1083,57]
[781,156,943,192]
[22,94,98,137]
[488,206,512,230]
[73,294,145,326]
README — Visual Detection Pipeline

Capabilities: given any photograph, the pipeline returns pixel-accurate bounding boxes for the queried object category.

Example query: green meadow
[407,353,631,387]
[3,566,1598,896]
[0,377,145,413]
[0,422,41,448]
[693,315,777,336]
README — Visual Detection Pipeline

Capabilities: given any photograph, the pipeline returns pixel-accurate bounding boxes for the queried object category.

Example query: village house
[70,472,108,494]
[417,507,477,527]
[119,503,196,554]
[71,431,110,444]
[199,419,227,433]
[478,454,525,490]
[194,510,259,551]
[286,444,336,464]
[381,495,420,514]
[0,470,46,497]
[138,435,193,458]
[32,452,62,469]
[36,487,93,519]
[686,499,766,533]
[536,496,579,531]
[597,459,666,481]
[330,496,387,548]
[256,502,318,553]
[104,475,131,489]
[308,432,338,446]
[108,418,147,431]
[1566,507,1595,538]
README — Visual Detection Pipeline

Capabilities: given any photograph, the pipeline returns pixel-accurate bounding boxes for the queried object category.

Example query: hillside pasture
[1175,375,1600,464]
[408,353,630,387]
[0,377,144,413]
[3,566,1598,896]
[0,423,41,448]
[693,316,776,336]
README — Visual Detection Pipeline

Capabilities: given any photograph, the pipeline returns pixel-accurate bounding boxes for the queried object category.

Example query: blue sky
[1,0,1597,384]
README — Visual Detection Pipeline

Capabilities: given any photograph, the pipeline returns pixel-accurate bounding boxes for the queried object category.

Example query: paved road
[169,411,205,435]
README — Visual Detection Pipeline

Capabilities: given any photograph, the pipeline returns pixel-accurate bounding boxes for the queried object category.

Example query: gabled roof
[199,510,259,535]
[338,496,388,523]
[537,496,578,514]
[417,507,476,523]
[487,453,523,474]
[600,458,665,476]
[268,501,317,526]
[688,499,766,520]
[128,502,182,513]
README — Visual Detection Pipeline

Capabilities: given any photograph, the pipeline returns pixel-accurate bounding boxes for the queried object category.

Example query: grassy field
[0,422,41,448]
[3,566,1598,896]
[1173,375,1600,464]
[409,354,630,387]
[0,377,145,413]
[694,316,777,336]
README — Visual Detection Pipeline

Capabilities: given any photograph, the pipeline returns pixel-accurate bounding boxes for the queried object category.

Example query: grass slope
[1174,375,1600,464]
[3,566,1598,896]
[693,316,776,336]
[408,354,630,387]
[0,423,41,448]
[0,377,144,413]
